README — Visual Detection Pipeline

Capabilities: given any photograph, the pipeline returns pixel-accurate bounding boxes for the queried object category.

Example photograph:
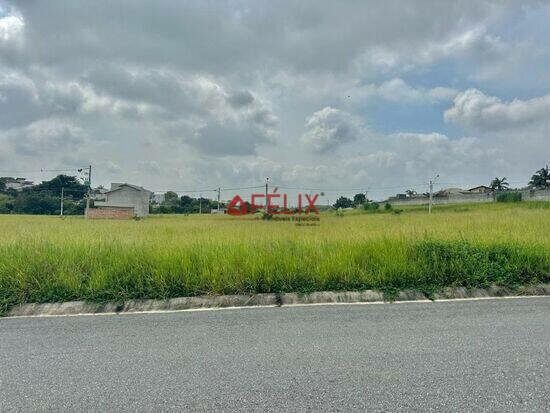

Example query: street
[1,297,549,412]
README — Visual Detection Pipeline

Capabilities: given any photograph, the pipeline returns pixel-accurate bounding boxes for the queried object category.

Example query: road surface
[1,297,549,411]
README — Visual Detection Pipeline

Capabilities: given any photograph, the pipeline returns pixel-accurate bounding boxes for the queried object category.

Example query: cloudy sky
[1,1,549,200]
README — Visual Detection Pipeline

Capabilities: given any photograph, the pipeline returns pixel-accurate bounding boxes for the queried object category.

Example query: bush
[497,192,522,203]
[415,240,549,288]
[363,202,380,212]
[384,203,393,211]
[333,196,353,209]
[13,193,60,215]
[0,195,14,214]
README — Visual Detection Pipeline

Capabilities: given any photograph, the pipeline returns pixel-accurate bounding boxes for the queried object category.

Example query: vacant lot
[1,202,549,313]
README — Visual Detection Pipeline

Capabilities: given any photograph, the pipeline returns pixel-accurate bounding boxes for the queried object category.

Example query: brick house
[87,183,152,219]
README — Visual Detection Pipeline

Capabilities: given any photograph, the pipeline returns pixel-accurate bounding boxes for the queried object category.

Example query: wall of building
[86,206,134,219]
[94,187,150,217]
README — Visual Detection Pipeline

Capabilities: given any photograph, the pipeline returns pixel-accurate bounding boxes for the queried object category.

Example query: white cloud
[0,1,548,195]
[356,78,457,104]
[0,69,279,156]
[104,161,122,174]
[444,89,550,130]
[0,72,165,126]
[0,14,23,43]
[420,26,505,65]
[301,107,362,153]
[0,118,87,156]
[138,160,161,176]
[353,25,508,79]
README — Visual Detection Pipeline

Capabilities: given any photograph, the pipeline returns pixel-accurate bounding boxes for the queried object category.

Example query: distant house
[88,183,152,219]
[466,185,492,194]
[1,177,34,191]
[435,187,463,197]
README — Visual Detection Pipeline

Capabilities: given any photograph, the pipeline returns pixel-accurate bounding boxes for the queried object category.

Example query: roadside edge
[4,284,550,318]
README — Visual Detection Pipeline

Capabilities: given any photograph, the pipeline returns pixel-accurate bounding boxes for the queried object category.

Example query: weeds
[0,203,549,314]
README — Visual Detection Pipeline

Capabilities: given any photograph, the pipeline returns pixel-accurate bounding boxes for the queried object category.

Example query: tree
[63,199,86,215]
[490,177,509,191]
[0,175,91,215]
[529,165,550,189]
[13,192,59,215]
[30,175,88,199]
[0,193,14,213]
[353,193,366,205]
[0,179,5,193]
[180,195,197,213]
[333,196,353,209]
[164,191,180,205]
[180,195,193,206]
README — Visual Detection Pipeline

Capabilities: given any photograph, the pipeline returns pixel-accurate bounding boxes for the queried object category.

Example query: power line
[274,184,429,192]
[219,185,265,191]
[148,185,264,193]
[275,180,531,194]
[0,167,88,174]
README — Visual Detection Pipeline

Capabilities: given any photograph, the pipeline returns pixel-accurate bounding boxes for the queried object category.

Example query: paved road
[1,298,549,412]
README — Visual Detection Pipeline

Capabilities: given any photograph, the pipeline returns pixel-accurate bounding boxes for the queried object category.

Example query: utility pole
[199,193,202,214]
[60,187,64,217]
[428,181,433,214]
[85,164,92,219]
[217,187,221,213]
[428,174,439,214]
[265,177,269,213]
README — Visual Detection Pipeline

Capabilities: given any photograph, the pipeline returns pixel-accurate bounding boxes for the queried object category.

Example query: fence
[386,189,550,207]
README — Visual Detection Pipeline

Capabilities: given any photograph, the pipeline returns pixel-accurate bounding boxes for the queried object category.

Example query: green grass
[1,202,549,314]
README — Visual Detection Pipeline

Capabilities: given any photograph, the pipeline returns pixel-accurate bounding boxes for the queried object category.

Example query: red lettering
[282,193,291,214]
[228,195,247,216]
[305,194,319,214]
[267,193,280,214]
[250,193,264,213]
[228,192,320,216]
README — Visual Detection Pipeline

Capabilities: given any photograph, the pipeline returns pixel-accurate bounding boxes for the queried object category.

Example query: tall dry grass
[1,202,549,313]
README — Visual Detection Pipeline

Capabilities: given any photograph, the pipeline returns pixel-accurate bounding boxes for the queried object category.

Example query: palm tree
[529,165,550,189]
[490,177,509,191]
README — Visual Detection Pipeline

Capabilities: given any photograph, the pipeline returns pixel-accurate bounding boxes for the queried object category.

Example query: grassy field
[1,202,549,314]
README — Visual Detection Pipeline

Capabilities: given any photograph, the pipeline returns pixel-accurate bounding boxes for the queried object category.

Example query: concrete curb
[5,284,550,318]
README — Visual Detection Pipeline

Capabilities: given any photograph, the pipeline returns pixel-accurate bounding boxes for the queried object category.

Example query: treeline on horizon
[151,191,224,214]
[0,175,87,215]
[0,165,549,215]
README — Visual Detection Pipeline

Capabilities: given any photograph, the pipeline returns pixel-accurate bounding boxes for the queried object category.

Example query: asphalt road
[1,297,549,412]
